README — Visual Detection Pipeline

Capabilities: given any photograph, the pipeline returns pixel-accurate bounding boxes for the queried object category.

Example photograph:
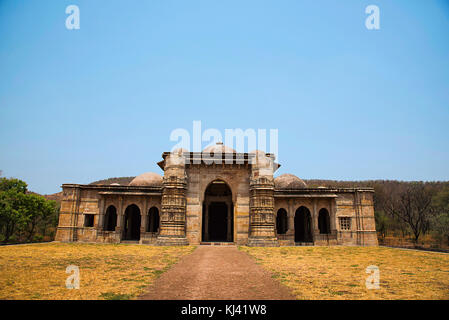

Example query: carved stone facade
[55,143,378,246]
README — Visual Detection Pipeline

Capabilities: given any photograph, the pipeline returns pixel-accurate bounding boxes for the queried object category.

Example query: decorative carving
[156,152,189,245]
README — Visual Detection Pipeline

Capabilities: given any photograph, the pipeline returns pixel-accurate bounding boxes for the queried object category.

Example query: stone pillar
[141,200,148,237]
[204,202,209,241]
[97,197,105,231]
[330,198,337,231]
[115,196,123,242]
[156,150,189,246]
[227,203,232,242]
[247,151,279,247]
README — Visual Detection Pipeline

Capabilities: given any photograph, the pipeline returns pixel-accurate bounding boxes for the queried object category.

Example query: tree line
[306,179,449,246]
[0,177,59,244]
[1,174,448,246]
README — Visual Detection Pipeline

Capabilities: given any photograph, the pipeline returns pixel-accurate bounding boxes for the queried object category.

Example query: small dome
[129,172,163,187]
[203,142,236,154]
[274,174,307,189]
[110,183,120,186]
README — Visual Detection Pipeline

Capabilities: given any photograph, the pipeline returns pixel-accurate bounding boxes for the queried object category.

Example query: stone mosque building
[55,143,378,246]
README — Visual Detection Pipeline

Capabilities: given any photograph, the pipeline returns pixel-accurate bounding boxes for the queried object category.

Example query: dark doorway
[318,208,330,234]
[147,207,160,233]
[208,202,228,241]
[202,180,233,242]
[123,204,141,240]
[294,206,313,243]
[276,208,288,234]
[104,205,117,231]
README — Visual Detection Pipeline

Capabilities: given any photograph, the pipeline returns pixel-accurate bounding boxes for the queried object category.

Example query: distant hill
[303,179,449,189]
[44,191,63,202]
[89,177,135,186]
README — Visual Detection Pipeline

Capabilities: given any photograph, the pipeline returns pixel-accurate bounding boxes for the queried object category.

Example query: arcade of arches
[56,144,378,246]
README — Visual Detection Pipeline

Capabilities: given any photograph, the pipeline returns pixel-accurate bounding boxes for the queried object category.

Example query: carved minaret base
[247,151,279,247]
[156,150,189,246]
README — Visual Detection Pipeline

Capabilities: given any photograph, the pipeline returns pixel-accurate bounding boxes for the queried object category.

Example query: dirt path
[139,246,295,300]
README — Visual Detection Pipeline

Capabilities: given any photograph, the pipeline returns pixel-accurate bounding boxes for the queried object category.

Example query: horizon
[1,0,449,194]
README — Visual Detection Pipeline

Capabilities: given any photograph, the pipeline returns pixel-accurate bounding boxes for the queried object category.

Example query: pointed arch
[122,204,141,240]
[104,205,117,231]
[318,208,331,234]
[147,207,160,233]
[294,206,313,243]
[276,208,288,234]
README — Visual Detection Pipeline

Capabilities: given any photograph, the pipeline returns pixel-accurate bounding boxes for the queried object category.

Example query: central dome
[202,142,236,154]
[129,172,163,187]
[274,173,307,189]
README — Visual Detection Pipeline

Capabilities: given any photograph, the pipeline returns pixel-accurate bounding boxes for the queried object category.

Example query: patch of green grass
[99,292,134,300]
[153,269,165,277]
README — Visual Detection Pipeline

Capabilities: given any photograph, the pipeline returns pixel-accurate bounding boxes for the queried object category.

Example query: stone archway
[147,207,160,233]
[294,206,313,243]
[276,208,288,234]
[104,205,117,231]
[123,204,141,241]
[318,208,331,234]
[202,180,233,242]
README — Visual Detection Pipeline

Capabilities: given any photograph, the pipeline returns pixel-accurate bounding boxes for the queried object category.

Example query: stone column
[97,197,105,231]
[286,199,295,238]
[141,200,148,237]
[227,202,232,242]
[204,202,209,241]
[247,151,279,247]
[115,196,123,242]
[156,150,189,246]
[330,198,337,231]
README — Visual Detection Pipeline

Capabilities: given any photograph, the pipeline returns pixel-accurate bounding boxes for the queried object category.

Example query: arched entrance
[202,180,233,242]
[147,207,160,233]
[123,204,141,240]
[276,208,288,234]
[104,205,117,231]
[294,206,313,243]
[318,208,330,234]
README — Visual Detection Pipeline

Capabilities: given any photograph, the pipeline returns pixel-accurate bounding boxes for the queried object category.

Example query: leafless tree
[383,183,434,244]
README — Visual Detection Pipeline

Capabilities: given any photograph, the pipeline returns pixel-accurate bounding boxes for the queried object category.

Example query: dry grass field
[0,242,195,300]
[240,246,449,300]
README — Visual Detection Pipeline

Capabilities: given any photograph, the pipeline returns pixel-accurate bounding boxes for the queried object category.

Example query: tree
[0,178,27,193]
[383,183,434,244]
[374,210,390,240]
[0,188,29,243]
[22,194,57,242]
[0,177,58,243]
[432,186,449,245]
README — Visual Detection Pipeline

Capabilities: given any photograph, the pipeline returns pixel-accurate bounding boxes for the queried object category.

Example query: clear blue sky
[1,0,448,194]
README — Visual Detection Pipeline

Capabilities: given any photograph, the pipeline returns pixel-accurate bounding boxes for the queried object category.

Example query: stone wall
[184,164,251,245]
[335,190,378,246]
[55,185,162,244]
[56,184,377,246]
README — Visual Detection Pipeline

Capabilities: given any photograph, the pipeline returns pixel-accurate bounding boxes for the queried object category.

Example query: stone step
[294,242,314,246]
[200,242,236,246]
[121,240,140,244]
